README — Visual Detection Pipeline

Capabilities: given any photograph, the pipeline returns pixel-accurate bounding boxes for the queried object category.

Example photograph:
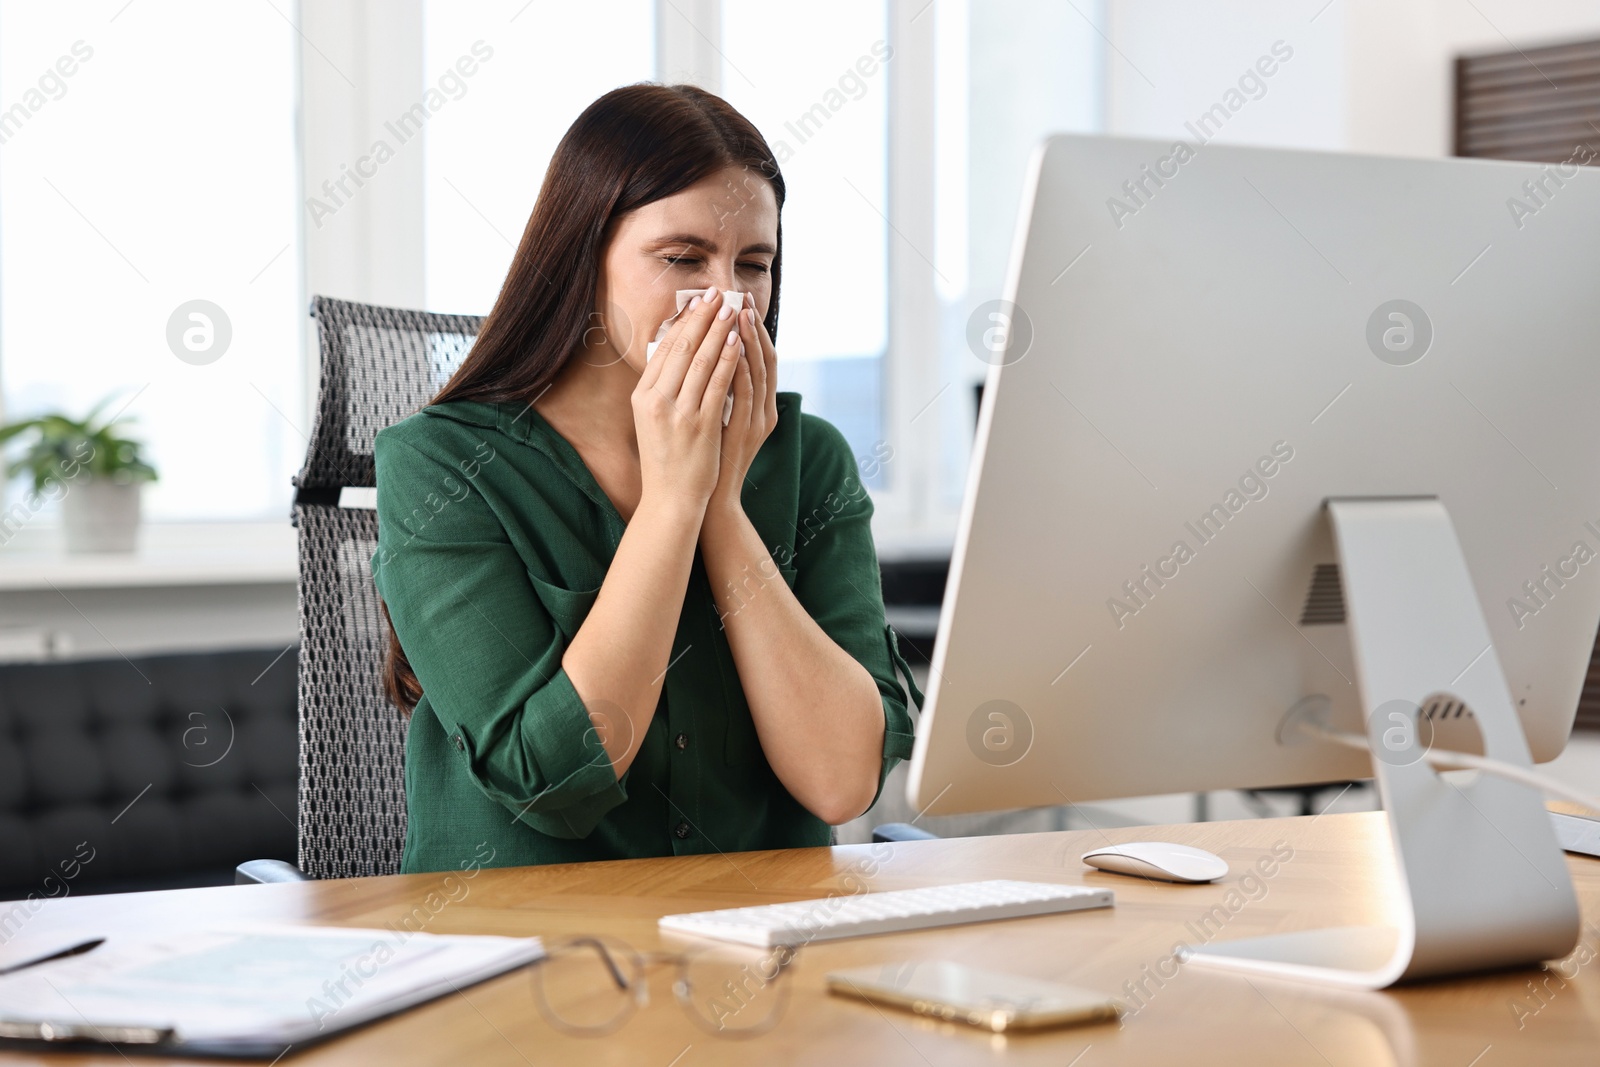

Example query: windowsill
[874,533,956,563]
[0,521,298,591]
[0,516,948,591]
[871,515,958,563]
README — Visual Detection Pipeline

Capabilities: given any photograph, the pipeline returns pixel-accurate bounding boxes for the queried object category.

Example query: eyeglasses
[531,935,797,1039]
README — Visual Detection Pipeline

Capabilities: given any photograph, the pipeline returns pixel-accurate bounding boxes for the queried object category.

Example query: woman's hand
[631,286,744,518]
[694,303,885,822]
[705,304,779,528]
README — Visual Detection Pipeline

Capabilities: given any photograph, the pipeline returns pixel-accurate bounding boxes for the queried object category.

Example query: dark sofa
[0,647,298,901]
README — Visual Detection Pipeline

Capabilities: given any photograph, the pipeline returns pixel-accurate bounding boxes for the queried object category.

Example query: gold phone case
[826,962,1121,1033]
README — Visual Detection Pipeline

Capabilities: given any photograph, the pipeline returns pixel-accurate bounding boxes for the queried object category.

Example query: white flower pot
[61,479,142,554]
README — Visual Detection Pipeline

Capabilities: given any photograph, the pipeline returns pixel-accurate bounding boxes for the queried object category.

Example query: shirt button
[452,734,465,752]
[674,822,691,840]
[674,733,688,751]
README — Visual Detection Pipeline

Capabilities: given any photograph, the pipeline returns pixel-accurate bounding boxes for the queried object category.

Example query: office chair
[237,296,483,884]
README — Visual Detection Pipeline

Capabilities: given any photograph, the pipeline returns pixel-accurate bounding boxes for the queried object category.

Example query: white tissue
[645,289,746,426]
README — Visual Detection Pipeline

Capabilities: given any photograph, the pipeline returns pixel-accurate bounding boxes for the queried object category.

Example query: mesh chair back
[294,296,482,878]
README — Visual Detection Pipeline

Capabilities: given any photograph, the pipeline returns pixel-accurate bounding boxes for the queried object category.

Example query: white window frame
[295,0,427,436]
[881,0,944,549]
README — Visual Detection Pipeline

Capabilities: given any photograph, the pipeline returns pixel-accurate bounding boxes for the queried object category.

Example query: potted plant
[0,395,158,553]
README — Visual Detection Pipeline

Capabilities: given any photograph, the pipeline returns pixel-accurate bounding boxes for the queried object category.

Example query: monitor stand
[1189,497,1580,988]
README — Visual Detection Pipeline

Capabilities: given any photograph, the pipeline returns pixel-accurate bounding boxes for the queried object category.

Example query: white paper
[0,924,543,1049]
[646,289,746,426]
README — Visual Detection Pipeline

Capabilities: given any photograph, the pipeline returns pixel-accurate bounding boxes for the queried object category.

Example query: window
[931,0,1104,513]
[719,0,890,481]
[0,1,1110,539]
[422,0,656,316]
[0,0,301,522]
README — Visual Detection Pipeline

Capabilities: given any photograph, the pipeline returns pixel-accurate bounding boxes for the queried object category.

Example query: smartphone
[826,961,1121,1033]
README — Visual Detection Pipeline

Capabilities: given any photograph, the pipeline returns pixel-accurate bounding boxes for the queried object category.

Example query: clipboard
[0,925,544,1059]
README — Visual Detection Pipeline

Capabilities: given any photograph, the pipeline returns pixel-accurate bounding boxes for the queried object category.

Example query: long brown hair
[382,83,787,714]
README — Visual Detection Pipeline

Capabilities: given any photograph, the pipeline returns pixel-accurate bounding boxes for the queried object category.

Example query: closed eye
[661,255,769,275]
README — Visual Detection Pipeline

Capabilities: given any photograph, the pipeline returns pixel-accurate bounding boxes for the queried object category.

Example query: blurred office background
[2,0,1599,895]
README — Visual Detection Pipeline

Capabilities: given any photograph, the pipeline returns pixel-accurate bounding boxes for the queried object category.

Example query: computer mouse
[1079,842,1228,884]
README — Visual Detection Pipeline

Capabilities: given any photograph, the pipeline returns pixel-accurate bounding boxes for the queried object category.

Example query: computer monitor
[906,134,1600,987]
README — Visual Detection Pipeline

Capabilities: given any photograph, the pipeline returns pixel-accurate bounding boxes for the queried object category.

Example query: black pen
[0,937,105,977]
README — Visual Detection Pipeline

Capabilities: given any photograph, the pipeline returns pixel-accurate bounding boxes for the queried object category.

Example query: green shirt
[371,393,921,873]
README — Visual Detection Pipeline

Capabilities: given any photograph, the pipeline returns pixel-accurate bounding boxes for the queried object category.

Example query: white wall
[1106,0,1600,158]
[1106,0,1347,151]
[1343,0,1600,157]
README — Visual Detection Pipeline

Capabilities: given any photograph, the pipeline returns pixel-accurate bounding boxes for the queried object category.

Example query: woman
[372,83,922,873]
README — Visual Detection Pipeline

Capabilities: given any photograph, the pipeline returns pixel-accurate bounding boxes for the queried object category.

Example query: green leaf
[0,391,158,492]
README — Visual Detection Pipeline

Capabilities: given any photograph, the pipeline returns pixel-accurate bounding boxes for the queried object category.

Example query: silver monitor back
[908,133,1600,816]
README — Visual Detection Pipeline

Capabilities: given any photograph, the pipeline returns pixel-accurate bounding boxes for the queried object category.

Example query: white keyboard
[658,880,1114,947]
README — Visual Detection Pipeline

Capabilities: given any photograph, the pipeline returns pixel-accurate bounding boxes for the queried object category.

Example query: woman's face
[592,164,779,374]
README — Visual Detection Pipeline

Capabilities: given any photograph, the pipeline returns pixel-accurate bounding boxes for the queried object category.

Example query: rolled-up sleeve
[370,430,626,839]
[789,415,920,808]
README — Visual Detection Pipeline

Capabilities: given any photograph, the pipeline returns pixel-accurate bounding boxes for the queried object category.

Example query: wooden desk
[6,811,1599,1066]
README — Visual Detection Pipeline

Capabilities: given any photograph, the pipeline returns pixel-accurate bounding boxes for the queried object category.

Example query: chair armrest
[235,859,310,885]
[871,823,940,843]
